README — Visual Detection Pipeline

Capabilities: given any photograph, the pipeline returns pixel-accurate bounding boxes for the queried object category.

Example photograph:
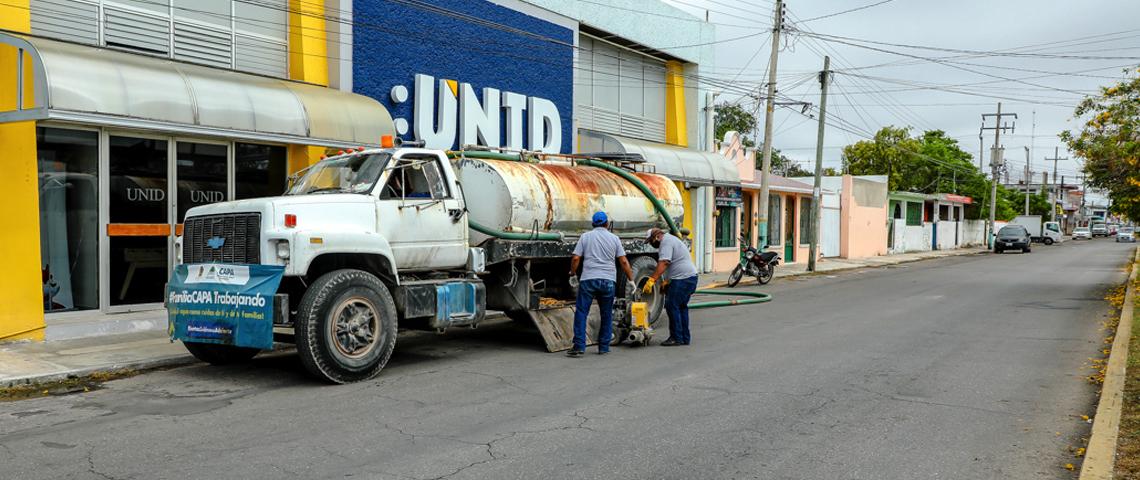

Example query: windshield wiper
[305,187,349,195]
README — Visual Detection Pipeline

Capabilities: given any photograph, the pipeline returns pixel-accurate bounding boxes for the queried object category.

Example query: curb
[1,354,197,389]
[1081,246,1139,479]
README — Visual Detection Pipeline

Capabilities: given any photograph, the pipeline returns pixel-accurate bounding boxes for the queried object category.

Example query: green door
[784,195,795,261]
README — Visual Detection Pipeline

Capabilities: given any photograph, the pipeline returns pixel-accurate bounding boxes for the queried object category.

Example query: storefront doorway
[784,195,795,262]
[38,125,287,315]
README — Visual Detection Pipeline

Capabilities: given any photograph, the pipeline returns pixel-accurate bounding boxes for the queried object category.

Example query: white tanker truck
[168,142,685,383]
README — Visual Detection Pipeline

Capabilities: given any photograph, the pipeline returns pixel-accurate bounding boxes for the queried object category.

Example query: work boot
[566,349,585,357]
[661,339,681,347]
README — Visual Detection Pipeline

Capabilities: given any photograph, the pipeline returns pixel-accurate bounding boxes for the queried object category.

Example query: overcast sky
[663,0,1140,187]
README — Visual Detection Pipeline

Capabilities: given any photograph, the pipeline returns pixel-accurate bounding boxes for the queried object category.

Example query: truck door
[1044,222,1062,243]
[376,152,468,270]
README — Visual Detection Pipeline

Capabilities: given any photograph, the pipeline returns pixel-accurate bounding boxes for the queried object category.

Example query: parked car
[1092,223,1109,237]
[994,224,1032,253]
[1118,227,1136,243]
[1073,227,1092,240]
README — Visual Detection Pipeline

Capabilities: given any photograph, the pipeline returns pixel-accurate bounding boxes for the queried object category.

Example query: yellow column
[288,0,329,172]
[664,61,688,148]
[0,0,45,342]
[676,181,697,260]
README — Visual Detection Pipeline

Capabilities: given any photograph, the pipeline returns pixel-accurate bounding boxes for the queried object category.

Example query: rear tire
[295,269,397,384]
[757,265,774,285]
[183,342,261,365]
[726,265,744,287]
[629,256,666,329]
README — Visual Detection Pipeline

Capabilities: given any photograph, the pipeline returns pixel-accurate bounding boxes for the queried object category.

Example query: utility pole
[981,103,1017,247]
[1045,146,1066,222]
[756,0,784,249]
[808,56,829,272]
[1024,147,1031,215]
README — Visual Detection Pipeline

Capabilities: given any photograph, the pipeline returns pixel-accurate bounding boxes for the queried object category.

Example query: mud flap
[527,305,605,352]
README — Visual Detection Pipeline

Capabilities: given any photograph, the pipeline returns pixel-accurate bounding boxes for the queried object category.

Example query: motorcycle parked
[727,237,780,287]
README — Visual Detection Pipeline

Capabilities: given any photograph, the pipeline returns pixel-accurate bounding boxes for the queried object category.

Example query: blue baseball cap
[592,211,608,227]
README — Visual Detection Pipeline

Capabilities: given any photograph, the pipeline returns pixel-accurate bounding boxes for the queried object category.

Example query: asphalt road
[1,240,1135,480]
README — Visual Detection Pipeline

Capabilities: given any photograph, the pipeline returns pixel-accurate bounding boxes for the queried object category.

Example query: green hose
[687,289,772,309]
[468,218,562,241]
[572,158,682,238]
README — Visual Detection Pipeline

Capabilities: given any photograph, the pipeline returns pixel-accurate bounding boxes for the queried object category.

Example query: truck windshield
[287,153,392,195]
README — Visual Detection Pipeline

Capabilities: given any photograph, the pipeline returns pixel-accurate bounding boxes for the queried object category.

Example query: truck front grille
[183,213,261,264]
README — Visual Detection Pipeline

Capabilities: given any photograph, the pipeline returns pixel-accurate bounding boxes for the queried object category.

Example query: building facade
[1,0,730,342]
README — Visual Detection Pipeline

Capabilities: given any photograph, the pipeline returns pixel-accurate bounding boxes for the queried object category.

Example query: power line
[795,0,893,23]
[799,30,1140,61]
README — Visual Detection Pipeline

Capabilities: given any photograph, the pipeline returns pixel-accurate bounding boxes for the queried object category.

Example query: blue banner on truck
[167,264,284,350]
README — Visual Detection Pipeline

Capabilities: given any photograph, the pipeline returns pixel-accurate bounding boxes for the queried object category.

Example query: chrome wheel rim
[329,296,380,359]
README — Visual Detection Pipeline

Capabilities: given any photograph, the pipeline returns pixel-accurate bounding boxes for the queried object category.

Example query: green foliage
[1000,189,1053,219]
[840,126,1028,220]
[1061,68,1140,222]
[714,103,757,148]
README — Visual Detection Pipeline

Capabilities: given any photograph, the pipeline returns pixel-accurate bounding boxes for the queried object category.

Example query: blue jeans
[664,275,699,344]
[573,279,615,352]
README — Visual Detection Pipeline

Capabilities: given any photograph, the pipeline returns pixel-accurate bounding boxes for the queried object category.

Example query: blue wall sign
[168,264,284,350]
[352,0,574,153]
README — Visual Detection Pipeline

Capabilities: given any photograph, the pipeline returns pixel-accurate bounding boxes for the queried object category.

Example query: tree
[841,126,1028,219]
[714,103,758,148]
[1061,68,1140,221]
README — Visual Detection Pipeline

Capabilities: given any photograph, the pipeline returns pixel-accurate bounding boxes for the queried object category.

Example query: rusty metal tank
[452,157,683,243]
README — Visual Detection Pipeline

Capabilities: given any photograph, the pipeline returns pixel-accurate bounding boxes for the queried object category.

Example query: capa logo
[391,74,562,153]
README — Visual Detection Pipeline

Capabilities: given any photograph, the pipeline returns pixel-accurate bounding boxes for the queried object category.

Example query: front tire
[1044,237,1054,245]
[184,342,261,365]
[1023,246,1031,253]
[295,269,397,384]
[994,247,1003,254]
[726,265,744,288]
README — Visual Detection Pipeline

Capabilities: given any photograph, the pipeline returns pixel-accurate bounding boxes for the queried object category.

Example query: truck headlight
[276,240,290,259]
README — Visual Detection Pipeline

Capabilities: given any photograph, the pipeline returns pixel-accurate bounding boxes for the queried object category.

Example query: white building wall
[520,0,716,148]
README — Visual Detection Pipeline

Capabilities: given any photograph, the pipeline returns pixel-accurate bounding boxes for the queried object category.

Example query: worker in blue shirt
[568,211,635,357]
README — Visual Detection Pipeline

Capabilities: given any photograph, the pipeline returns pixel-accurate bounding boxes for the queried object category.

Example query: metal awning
[0,33,393,148]
[578,130,740,186]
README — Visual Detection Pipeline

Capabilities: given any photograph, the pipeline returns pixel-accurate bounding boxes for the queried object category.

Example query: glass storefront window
[109,136,169,306]
[176,142,228,222]
[37,128,99,312]
[235,143,287,199]
[715,206,736,248]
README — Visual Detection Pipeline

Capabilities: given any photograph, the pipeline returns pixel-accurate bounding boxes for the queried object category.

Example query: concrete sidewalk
[1,246,989,388]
